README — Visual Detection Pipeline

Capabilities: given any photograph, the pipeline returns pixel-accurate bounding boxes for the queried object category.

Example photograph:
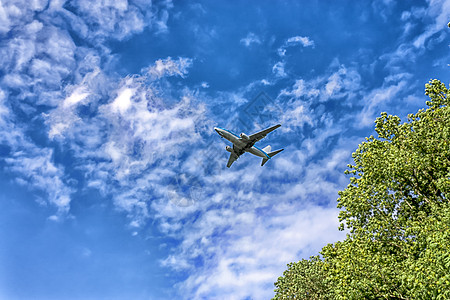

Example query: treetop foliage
[273,79,449,299]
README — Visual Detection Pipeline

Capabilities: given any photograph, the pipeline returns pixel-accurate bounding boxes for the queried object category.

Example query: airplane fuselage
[214,127,270,159]
[214,124,283,167]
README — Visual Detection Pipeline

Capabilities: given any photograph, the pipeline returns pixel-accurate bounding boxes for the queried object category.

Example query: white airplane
[214,124,284,168]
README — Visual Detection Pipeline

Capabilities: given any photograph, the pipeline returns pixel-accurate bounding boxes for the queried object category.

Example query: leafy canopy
[273,79,450,299]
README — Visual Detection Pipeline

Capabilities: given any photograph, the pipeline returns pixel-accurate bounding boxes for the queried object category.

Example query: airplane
[214,124,284,168]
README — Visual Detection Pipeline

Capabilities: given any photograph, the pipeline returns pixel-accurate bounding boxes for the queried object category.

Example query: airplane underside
[215,124,284,168]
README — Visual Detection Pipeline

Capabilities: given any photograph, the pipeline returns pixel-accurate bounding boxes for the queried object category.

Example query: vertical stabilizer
[262,145,271,153]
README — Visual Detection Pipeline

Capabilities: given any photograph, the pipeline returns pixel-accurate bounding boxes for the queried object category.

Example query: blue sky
[0,0,448,299]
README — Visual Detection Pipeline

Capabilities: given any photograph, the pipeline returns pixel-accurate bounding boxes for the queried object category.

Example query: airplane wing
[248,124,281,143]
[227,152,238,168]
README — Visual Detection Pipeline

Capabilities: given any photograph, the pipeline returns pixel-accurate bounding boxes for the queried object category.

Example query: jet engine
[240,133,249,140]
[225,146,233,152]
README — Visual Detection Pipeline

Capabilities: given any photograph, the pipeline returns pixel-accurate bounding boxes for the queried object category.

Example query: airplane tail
[262,145,271,153]
[261,148,284,166]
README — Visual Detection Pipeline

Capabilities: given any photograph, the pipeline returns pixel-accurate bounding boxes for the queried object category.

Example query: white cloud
[159,179,346,299]
[63,88,90,108]
[0,0,46,34]
[0,0,176,218]
[286,35,315,47]
[0,2,11,34]
[0,89,9,125]
[272,61,287,77]
[110,86,135,114]
[324,65,361,99]
[0,0,173,108]
[44,69,101,139]
[279,62,361,103]
[0,88,72,214]
[144,57,193,79]
[278,35,315,56]
[43,63,208,225]
[240,32,261,47]
[66,0,171,41]
[371,0,396,21]
[0,23,78,106]
[282,79,319,99]
[279,102,314,130]
[381,0,449,72]
[357,73,411,127]
[412,0,450,49]
[5,149,72,213]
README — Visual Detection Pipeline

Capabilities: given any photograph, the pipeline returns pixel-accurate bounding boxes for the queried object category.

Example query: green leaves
[273,256,331,299]
[273,80,450,299]
[425,79,448,110]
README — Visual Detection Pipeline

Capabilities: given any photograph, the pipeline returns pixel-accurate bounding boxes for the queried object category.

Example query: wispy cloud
[380,0,449,72]
[0,0,172,106]
[411,0,450,49]
[286,36,315,47]
[0,0,174,218]
[174,205,344,299]
[279,62,361,105]
[61,0,172,41]
[357,73,412,127]
[240,32,262,47]
[44,63,206,225]
[272,61,287,77]
[278,35,315,56]
[0,88,72,217]
[144,57,193,79]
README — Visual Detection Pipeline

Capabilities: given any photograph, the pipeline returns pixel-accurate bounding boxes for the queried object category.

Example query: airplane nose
[214,127,223,137]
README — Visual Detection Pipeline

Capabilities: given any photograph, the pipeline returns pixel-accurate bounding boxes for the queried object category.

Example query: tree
[273,256,331,299]
[273,79,450,299]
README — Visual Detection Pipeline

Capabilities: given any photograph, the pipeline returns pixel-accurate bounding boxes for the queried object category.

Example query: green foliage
[273,256,330,299]
[273,80,450,299]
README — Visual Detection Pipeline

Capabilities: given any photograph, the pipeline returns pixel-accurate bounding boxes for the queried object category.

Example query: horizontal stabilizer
[261,148,284,166]
[268,148,284,158]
